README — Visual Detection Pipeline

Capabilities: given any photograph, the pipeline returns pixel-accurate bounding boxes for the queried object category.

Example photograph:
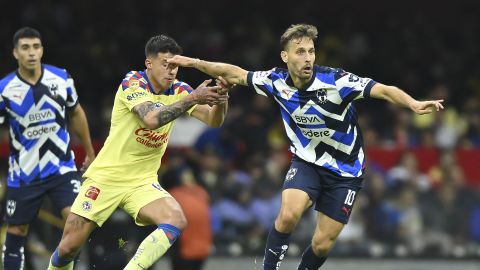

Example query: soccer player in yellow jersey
[47,35,230,270]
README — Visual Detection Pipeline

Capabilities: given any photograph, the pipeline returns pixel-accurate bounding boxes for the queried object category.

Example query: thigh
[315,170,363,224]
[121,182,173,226]
[282,156,322,203]
[47,171,82,213]
[70,178,125,227]
[5,182,46,225]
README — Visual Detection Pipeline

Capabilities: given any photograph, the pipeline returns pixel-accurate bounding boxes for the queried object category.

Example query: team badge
[49,83,59,97]
[129,79,140,89]
[85,186,100,200]
[316,89,328,104]
[285,168,298,181]
[6,200,16,216]
[82,201,92,212]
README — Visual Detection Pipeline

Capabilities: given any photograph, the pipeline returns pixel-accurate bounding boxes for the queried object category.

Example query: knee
[311,235,336,257]
[57,239,82,259]
[166,207,188,230]
[7,224,29,236]
[276,209,301,232]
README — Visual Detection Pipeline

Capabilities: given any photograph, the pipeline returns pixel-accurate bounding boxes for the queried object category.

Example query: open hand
[410,99,444,115]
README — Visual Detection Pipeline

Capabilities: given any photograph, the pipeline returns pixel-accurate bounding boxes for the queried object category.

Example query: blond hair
[280,24,318,50]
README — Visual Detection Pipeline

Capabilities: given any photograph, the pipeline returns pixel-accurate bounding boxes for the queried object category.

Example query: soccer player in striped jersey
[167,24,444,270]
[0,27,96,270]
[47,35,229,270]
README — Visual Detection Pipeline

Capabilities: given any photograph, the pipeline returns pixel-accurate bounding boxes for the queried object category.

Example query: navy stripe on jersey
[248,65,376,178]
[0,65,79,186]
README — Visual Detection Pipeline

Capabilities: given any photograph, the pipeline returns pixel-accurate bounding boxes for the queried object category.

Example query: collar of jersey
[285,65,318,91]
[139,70,159,95]
[16,64,45,87]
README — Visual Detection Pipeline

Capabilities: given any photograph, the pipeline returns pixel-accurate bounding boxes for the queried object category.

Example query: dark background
[1,0,479,268]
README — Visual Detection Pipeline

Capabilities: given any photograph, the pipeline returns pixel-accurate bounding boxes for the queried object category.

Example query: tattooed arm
[132,79,226,129]
[133,98,196,129]
[167,55,248,86]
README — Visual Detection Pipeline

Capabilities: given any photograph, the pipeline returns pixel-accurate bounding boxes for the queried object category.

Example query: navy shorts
[283,156,363,224]
[5,171,82,225]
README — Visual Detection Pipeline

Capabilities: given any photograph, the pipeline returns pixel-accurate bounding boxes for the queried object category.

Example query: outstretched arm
[370,83,444,115]
[168,55,249,86]
[132,80,227,129]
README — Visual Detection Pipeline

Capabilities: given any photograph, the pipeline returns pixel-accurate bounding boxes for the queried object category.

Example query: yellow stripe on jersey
[83,71,196,186]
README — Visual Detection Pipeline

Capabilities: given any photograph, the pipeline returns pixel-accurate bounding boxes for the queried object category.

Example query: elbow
[143,116,160,130]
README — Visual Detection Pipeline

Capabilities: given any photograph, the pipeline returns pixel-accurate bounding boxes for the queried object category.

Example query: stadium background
[0,0,479,269]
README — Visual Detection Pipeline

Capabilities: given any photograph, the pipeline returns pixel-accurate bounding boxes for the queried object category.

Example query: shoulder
[0,72,17,93]
[314,65,349,83]
[171,80,193,95]
[43,64,69,80]
[121,71,149,91]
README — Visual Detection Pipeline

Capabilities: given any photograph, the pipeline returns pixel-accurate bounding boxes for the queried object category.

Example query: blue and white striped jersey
[247,65,376,178]
[0,65,79,187]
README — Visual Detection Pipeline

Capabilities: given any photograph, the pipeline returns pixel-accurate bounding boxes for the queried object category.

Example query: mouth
[302,66,312,73]
[27,59,37,65]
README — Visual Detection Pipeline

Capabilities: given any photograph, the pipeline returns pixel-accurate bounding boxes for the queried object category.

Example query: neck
[18,65,42,85]
[291,74,312,89]
[145,69,166,94]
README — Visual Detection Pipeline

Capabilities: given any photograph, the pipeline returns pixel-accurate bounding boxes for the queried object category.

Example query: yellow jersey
[83,70,196,186]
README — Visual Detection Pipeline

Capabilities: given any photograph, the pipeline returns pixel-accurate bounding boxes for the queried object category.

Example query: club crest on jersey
[82,201,92,212]
[85,186,100,200]
[285,168,298,181]
[129,79,140,89]
[49,83,59,97]
[316,89,328,104]
[6,200,16,216]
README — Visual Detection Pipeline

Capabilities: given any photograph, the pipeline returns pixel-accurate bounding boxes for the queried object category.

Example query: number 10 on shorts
[344,189,356,206]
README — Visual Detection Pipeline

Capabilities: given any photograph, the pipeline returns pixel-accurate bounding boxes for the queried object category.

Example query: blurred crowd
[0,0,480,267]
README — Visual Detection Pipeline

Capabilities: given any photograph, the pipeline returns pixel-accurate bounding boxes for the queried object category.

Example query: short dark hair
[13,27,42,48]
[145,35,182,57]
[280,24,318,50]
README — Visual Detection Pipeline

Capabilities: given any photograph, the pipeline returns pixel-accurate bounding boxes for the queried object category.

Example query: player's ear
[13,48,19,60]
[281,50,288,63]
[145,58,152,69]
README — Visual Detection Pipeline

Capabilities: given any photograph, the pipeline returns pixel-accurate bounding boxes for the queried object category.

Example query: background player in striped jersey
[0,27,96,270]
[167,24,444,270]
[47,35,230,270]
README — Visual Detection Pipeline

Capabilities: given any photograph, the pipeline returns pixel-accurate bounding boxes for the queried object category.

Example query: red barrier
[0,142,479,186]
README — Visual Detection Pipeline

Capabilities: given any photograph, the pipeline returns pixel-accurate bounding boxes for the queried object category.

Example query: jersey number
[344,189,356,206]
[71,179,81,193]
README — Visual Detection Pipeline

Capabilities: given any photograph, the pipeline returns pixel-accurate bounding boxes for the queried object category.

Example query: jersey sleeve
[247,69,276,97]
[66,74,79,109]
[118,78,154,111]
[334,69,376,100]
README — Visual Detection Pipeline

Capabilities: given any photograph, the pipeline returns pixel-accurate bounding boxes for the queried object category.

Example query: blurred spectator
[163,167,213,270]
